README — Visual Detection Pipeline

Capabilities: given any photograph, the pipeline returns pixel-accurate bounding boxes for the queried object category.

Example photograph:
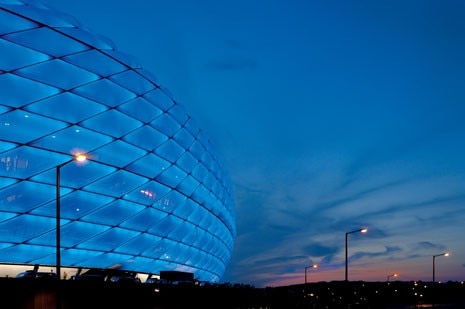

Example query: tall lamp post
[387,273,398,282]
[345,228,367,282]
[56,153,87,309]
[305,264,317,284]
[56,153,87,281]
[432,252,449,283]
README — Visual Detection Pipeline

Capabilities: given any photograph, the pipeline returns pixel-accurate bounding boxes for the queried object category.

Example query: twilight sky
[43,0,465,288]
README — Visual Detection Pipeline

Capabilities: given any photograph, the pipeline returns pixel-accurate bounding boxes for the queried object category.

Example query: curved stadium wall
[0,0,236,283]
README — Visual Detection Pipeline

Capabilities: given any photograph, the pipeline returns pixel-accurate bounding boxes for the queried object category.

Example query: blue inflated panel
[0,0,235,283]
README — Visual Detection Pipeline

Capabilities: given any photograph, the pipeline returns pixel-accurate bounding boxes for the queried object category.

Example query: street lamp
[432,252,449,283]
[387,273,398,282]
[56,153,87,281]
[305,264,317,284]
[345,228,367,281]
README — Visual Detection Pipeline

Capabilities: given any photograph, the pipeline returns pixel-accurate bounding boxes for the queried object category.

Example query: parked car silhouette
[71,268,140,284]
[145,277,169,285]
[16,270,57,280]
[109,274,141,284]
[70,268,107,282]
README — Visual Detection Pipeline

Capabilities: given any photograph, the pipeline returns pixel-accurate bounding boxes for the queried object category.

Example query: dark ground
[1,277,464,309]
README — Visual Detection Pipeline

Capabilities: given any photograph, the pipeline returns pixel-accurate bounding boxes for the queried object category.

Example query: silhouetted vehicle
[16,270,57,280]
[109,274,141,284]
[70,268,107,282]
[171,280,194,286]
[71,268,140,284]
[145,277,169,285]
[145,277,158,284]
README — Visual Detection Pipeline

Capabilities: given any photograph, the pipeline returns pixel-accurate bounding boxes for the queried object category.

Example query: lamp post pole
[387,273,397,282]
[305,264,317,284]
[345,228,367,282]
[56,154,87,309]
[433,252,449,283]
[56,163,62,283]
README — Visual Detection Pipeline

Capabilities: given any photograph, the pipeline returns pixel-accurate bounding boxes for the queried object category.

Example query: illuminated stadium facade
[0,0,236,282]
